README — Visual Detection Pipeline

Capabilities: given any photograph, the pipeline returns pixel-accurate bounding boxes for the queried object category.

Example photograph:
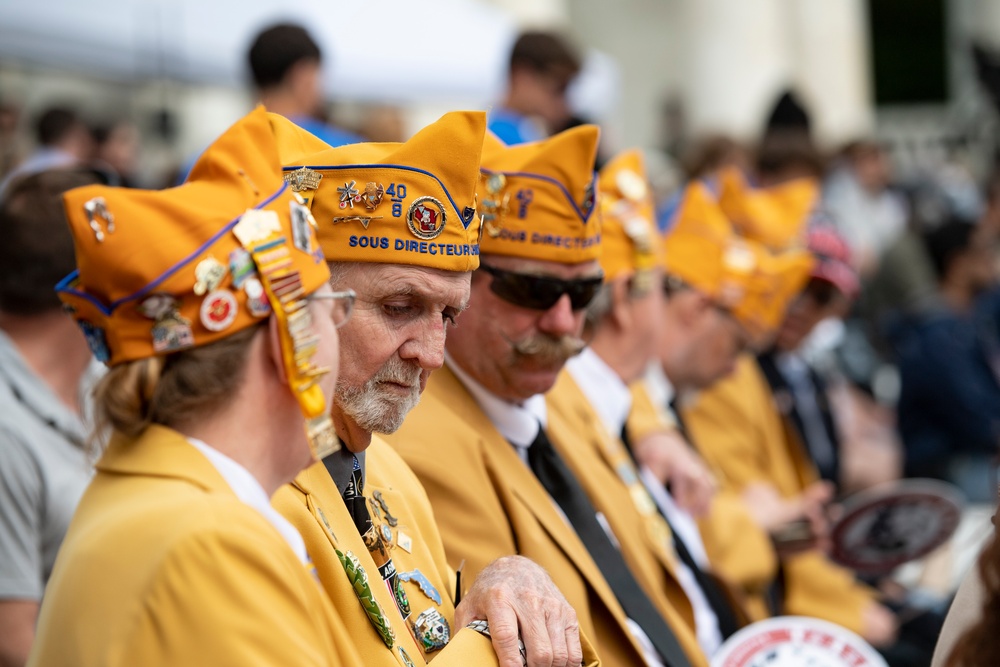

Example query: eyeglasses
[307,289,356,328]
[480,264,603,311]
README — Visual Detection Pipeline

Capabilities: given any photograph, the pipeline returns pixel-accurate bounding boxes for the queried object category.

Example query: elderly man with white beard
[269,111,595,667]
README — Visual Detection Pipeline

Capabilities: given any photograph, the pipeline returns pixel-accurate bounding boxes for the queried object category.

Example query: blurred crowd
[3,18,1000,667]
[5,24,999,505]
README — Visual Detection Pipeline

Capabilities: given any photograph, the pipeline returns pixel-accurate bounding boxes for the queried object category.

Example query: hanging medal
[336,549,395,648]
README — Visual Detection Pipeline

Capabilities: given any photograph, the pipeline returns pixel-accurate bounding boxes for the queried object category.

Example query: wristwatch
[466,620,527,667]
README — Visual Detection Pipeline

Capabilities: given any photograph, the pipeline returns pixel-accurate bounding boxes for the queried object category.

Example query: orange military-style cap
[715,165,819,251]
[596,149,662,287]
[477,126,602,265]
[661,181,813,339]
[57,106,338,457]
[734,244,816,336]
[275,111,486,272]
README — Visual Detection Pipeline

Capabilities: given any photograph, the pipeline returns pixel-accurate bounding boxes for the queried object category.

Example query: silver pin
[84,197,115,242]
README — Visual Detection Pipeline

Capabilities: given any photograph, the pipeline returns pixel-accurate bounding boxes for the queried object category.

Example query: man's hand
[455,555,581,667]
[633,430,718,516]
[861,601,899,648]
[741,481,835,555]
[741,481,833,530]
[799,481,835,548]
[0,599,38,667]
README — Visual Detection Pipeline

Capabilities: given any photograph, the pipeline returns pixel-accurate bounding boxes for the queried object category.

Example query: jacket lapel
[548,372,682,576]
[292,464,422,664]
[434,367,635,632]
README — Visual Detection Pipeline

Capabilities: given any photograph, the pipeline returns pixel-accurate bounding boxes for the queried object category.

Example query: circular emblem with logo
[830,478,963,574]
[200,289,238,332]
[407,196,447,240]
[412,607,450,653]
[711,617,888,667]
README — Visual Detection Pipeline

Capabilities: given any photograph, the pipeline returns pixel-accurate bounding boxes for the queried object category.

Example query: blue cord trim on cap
[282,163,472,230]
[479,168,596,224]
[656,186,686,234]
[702,175,721,198]
[55,182,289,315]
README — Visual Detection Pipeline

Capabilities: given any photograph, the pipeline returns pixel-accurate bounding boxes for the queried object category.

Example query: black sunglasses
[480,264,604,311]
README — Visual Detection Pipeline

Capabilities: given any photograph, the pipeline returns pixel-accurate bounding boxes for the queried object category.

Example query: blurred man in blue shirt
[489,31,580,145]
[176,23,360,184]
[247,23,361,148]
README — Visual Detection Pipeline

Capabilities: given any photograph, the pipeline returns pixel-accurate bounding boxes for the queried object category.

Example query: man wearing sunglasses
[271,112,597,667]
[386,129,706,667]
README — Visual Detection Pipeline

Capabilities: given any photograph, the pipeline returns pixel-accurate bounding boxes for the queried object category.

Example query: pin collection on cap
[480,173,510,239]
[57,108,339,463]
[283,166,323,193]
[332,179,386,229]
[83,197,115,242]
[230,206,339,460]
[612,167,657,292]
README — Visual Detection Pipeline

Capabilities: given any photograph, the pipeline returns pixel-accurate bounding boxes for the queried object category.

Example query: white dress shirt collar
[644,361,676,410]
[187,438,308,564]
[448,353,665,665]
[445,352,547,454]
[566,347,632,438]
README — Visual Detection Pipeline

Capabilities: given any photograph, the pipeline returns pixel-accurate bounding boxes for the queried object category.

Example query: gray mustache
[512,334,586,364]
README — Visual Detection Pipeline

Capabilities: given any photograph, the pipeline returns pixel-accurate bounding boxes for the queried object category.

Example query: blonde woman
[28,108,359,666]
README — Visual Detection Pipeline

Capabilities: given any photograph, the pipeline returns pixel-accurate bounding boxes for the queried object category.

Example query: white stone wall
[567,0,874,151]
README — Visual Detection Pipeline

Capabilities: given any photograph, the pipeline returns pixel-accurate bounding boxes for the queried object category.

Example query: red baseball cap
[807,226,859,299]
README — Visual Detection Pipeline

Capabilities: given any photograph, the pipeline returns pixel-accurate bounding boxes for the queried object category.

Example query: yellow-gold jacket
[384,365,648,667]
[628,379,778,621]
[29,425,353,667]
[273,437,506,666]
[683,354,877,633]
[546,370,709,665]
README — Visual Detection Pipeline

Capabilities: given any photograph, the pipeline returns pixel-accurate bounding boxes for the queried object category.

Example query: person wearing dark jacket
[891,218,1000,501]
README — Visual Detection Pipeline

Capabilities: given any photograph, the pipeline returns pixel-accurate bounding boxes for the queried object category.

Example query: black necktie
[663,518,742,639]
[620,424,742,639]
[526,427,693,667]
[335,453,372,536]
[668,398,690,443]
[325,453,410,620]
